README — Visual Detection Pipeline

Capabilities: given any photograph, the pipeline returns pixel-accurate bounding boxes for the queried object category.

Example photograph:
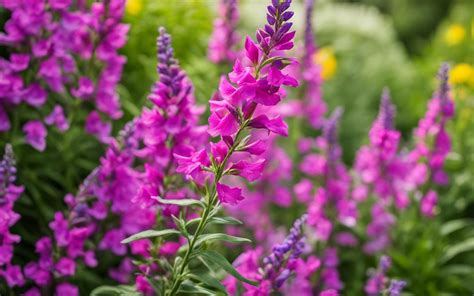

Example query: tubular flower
[0,144,25,288]
[167,1,298,294]
[365,256,406,296]
[134,27,207,209]
[306,108,355,239]
[223,215,315,294]
[175,0,298,205]
[291,0,326,128]
[22,122,155,292]
[0,0,128,148]
[354,89,410,253]
[409,63,455,217]
[208,0,240,63]
[262,214,308,289]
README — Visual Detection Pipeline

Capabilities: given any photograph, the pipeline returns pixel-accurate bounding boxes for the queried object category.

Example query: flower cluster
[294,0,326,128]
[262,214,307,289]
[306,108,356,240]
[20,25,209,295]
[410,63,454,216]
[0,0,128,150]
[225,134,293,246]
[208,0,240,64]
[176,0,297,205]
[133,27,207,210]
[0,144,25,288]
[354,90,409,253]
[21,123,149,295]
[365,256,406,296]
[223,215,319,295]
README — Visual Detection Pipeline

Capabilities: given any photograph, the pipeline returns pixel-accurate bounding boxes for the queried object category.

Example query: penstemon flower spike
[208,0,240,64]
[165,0,298,294]
[0,144,25,288]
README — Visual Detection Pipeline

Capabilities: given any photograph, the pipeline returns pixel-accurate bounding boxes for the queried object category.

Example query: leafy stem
[167,121,249,296]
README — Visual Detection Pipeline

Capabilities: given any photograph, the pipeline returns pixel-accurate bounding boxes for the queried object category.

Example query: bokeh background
[1,0,473,294]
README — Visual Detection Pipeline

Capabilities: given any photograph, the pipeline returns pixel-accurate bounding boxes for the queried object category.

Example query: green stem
[168,198,213,295]
[167,123,248,295]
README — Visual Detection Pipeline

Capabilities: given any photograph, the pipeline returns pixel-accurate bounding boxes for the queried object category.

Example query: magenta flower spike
[0,144,25,288]
[301,0,326,128]
[354,89,410,253]
[0,0,128,148]
[160,0,298,294]
[208,0,241,63]
[411,63,454,187]
[407,63,455,218]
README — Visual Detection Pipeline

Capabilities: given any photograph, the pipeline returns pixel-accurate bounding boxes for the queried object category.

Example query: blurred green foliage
[120,0,219,121]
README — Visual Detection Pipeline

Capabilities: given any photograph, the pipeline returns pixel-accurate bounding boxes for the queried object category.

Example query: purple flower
[412,63,454,187]
[1,264,24,288]
[22,120,47,151]
[72,77,94,99]
[262,214,307,289]
[208,0,240,63]
[55,257,76,276]
[420,190,437,218]
[85,111,112,144]
[45,105,69,132]
[0,0,127,145]
[23,84,48,107]
[56,283,79,296]
[388,279,407,296]
[217,183,244,205]
[10,54,30,72]
[49,212,69,247]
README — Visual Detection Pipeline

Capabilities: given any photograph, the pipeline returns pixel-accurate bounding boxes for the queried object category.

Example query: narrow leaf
[179,282,216,295]
[121,229,180,244]
[155,196,205,208]
[195,233,251,247]
[209,216,243,225]
[441,238,474,263]
[91,285,140,296]
[189,273,228,294]
[442,264,474,276]
[441,219,474,236]
[186,217,201,227]
[199,250,258,286]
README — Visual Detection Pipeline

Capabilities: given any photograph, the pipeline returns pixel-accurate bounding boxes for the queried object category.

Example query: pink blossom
[22,120,47,151]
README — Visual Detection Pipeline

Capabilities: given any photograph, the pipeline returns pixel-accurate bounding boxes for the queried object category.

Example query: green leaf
[195,233,251,247]
[441,219,474,236]
[189,273,228,295]
[154,196,205,208]
[441,238,474,263]
[442,264,474,276]
[209,216,243,225]
[186,216,242,228]
[91,285,140,296]
[179,282,219,295]
[172,215,189,237]
[121,229,180,244]
[198,250,258,286]
[186,217,201,227]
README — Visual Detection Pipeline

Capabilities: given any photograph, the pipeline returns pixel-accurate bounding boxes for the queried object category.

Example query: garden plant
[0,0,473,295]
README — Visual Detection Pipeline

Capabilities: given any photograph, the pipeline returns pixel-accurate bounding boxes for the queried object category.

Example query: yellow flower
[126,0,143,16]
[313,47,337,80]
[444,24,466,46]
[450,63,474,85]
